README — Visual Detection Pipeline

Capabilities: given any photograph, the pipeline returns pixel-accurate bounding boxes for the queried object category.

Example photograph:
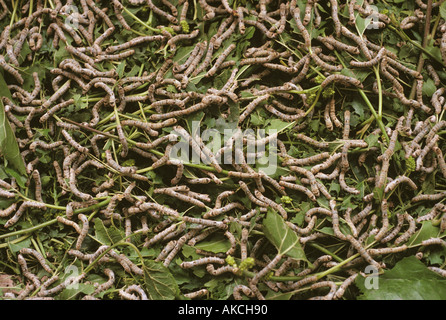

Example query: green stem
[358,89,389,143]
[308,243,344,263]
[121,6,161,34]
[373,65,383,118]
[0,198,111,241]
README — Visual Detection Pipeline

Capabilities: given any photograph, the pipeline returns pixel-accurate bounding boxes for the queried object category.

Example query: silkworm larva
[61,129,89,154]
[17,254,41,288]
[183,289,209,299]
[292,7,311,48]
[375,200,390,242]
[288,166,319,197]
[321,74,363,90]
[346,234,382,270]
[180,257,226,269]
[187,227,218,246]
[394,212,416,246]
[75,214,89,250]
[207,264,239,276]
[411,192,446,202]
[203,202,245,219]
[250,254,283,292]
[181,216,227,230]
[163,230,200,267]
[19,248,52,273]
[30,140,64,152]
[433,147,446,178]
[417,203,446,223]
[41,80,71,111]
[416,135,440,170]
[91,268,115,295]
[308,280,338,300]
[69,169,94,201]
[421,237,446,247]
[334,273,358,300]
[426,63,441,86]
[205,43,236,78]
[295,134,329,148]
[31,170,43,203]
[0,203,17,218]
[148,231,177,257]
[384,175,418,193]
[5,201,46,228]
[0,55,24,84]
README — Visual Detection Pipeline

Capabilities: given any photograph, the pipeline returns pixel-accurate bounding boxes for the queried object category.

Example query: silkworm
[320,74,363,90]
[163,229,200,266]
[318,35,360,55]
[374,199,390,242]
[75,214,89,250]
[166,29,199,51]
[0,203,17,218]
[41,80,72,111]
[108,249,144,275]
[421,237,446,247]
[57,215,82,233]
[384,175,418,194]
[19,248,52,273]
[249,254,283,295]
[0,55,24,84]
[254,190,288,219]
[417,203,446,223]
[394,212,416,245]
[69,168,94,201]
[411,191,446,202]
[292,7,311,48]
[334,273,358,300]
[308,280,338,300]
[288,166,319,197]
[346,234,382,270]
[180,257,226,269]
[61,129,89,154]
[5,201,46,228]
[416,134,440,170]
[181,215,227,229]
[295,134,329,148]
[205,43,236,78]
[30,170,43,203]
[203,202,245,219]
[17,254,41,288]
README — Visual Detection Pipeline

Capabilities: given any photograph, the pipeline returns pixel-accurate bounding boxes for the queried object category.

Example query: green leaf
[194,234,232,253]
[143,260,179,300]
[356,256,446,300]
[407,221,440,247]
[262,208,308,262]
[94,218,124,245]
[440,1,446,21]
[0,73,27,176]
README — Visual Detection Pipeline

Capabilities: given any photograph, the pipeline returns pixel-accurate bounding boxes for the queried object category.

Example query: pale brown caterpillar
[181,215,227,230]
[19,248,52,273]
[17,254,41,288]
[394,212,416,246]
[295,134,329,148]
[5,201,46,228]
[75,214,89,250]
[0,55,24,84]
[180,256,226,269]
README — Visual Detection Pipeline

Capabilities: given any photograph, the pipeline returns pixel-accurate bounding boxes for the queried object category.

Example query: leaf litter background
[0,0,446,300]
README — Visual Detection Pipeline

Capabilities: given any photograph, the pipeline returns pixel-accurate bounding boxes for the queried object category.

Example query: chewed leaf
[143,260,179,300]
[262,208,308,262]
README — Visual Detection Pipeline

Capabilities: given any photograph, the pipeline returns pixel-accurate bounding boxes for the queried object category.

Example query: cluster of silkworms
[1,0,446,301]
